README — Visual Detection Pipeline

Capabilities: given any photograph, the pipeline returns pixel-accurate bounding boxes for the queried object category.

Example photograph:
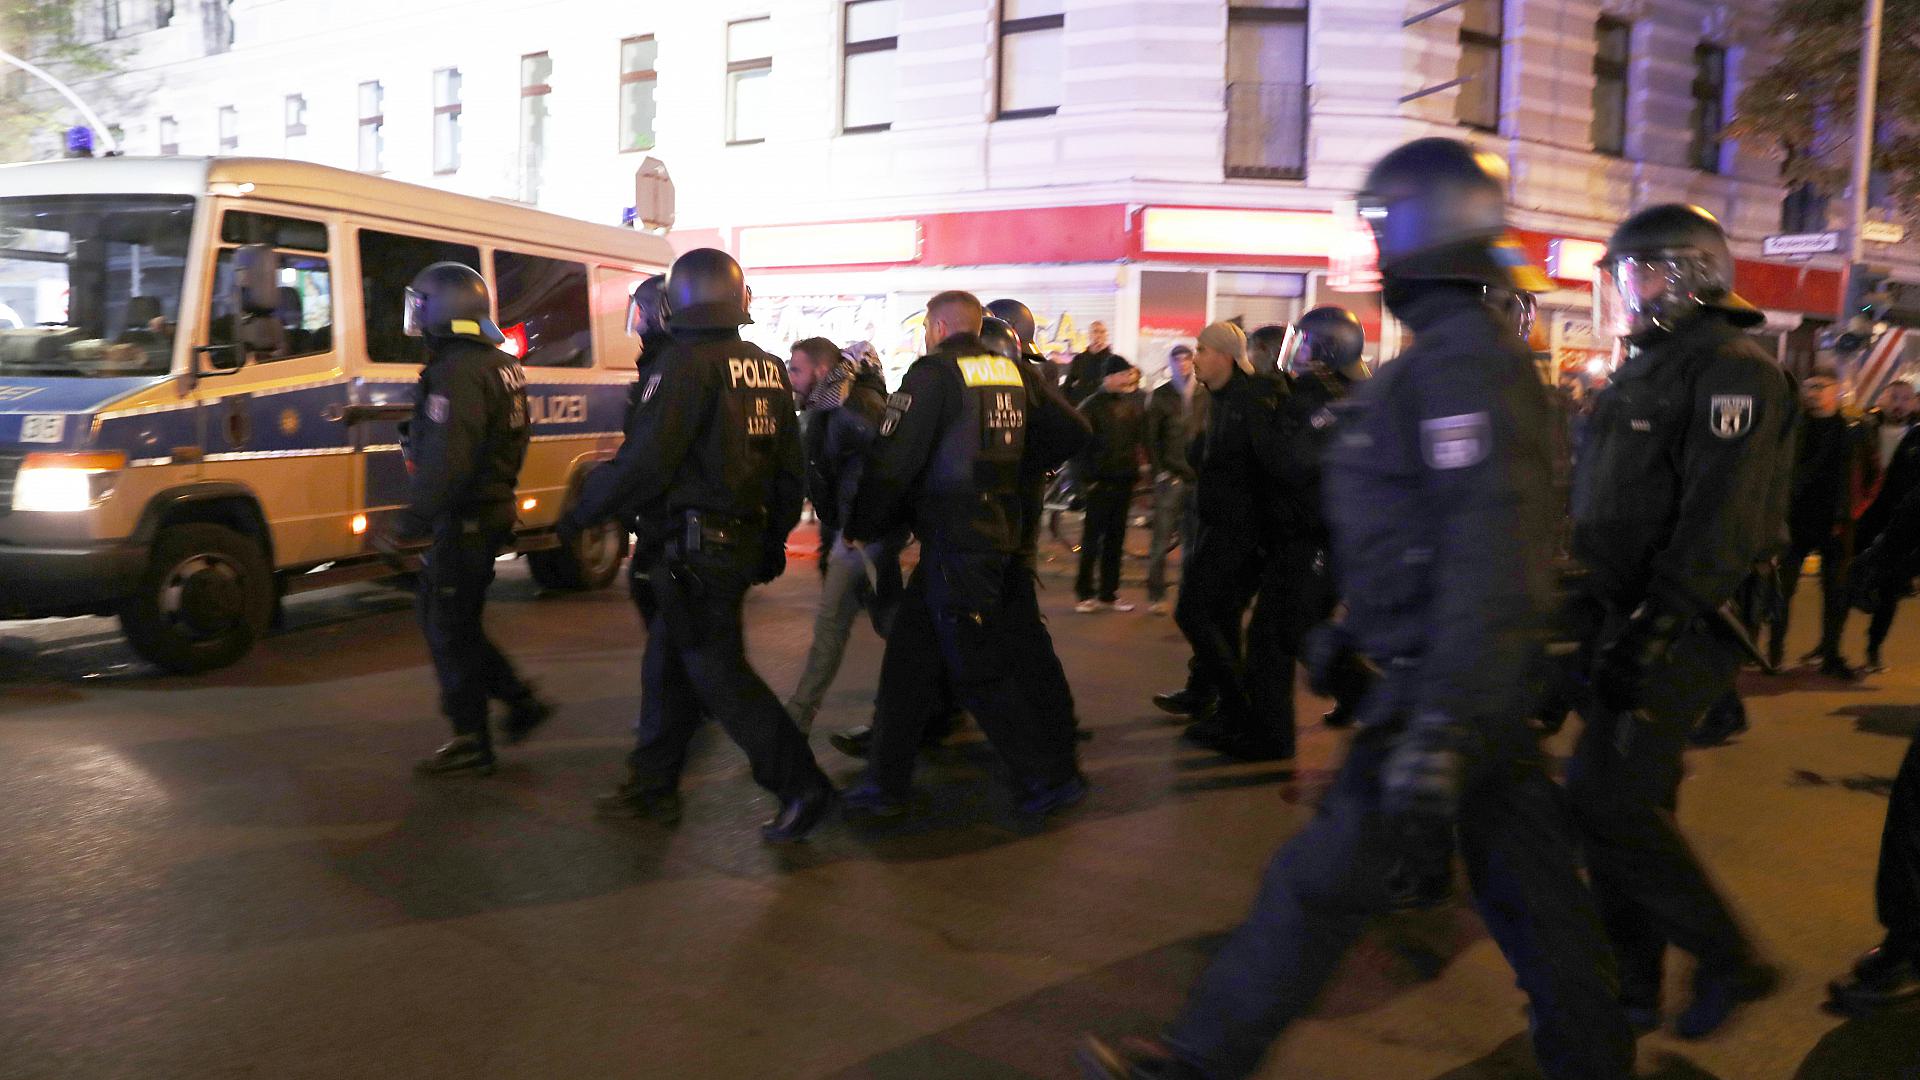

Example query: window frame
[283,93,308,141]
[1690,42,1727,174]
[158,114,178,156]
[1223,2,1310,181]
[619,34,660,153]
[726,17,774,146]
[995,0,1066,121]
[841,0,900,135]
[1590,16,1629,157]
[355,227,485,366]
[1454,0,1503,133]
[207,208,337,367]
[433,67,463,175]
[493,247,595,369]
[217,105,239,152]
[519,52,553,204]
[358,80,385,174]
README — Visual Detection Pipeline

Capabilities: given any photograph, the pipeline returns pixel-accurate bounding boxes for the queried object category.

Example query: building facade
[26,0,1918,381]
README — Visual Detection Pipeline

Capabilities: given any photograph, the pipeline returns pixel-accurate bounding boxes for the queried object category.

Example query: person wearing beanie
[1152,319,1301,762]
[1074,354,1148,612]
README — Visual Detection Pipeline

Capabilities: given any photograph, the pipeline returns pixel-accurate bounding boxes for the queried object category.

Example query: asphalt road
[2,542,1918,1080]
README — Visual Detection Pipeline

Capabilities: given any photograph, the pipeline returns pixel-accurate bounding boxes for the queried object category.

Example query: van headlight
[12,452,125,512]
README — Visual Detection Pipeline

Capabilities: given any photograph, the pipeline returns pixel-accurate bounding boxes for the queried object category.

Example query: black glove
[1592,605,1687,713]
[1379,712,1468,909]
[753,539,787,584]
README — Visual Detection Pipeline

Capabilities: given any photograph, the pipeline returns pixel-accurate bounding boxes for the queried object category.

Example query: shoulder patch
[881,392,912,437]
[1420,412,1490,470]
[1710,395,1753,439]
[425,394,450,424]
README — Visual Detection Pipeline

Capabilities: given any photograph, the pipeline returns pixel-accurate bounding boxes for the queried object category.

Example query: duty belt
[666,509,759,556]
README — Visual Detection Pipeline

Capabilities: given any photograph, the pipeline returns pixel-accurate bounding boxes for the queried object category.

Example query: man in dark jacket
[388,263,552,777]
[1564,204,1795,1037]
[564,249,833,843]
[1061,320,1114,404]
[1144,345,1205,613]
[783,337,897,730]
[1772,364,1873,677]
[1074,356,1147,611]
[1854,379,1920,671]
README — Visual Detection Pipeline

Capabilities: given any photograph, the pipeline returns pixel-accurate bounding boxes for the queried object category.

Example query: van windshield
[0,194,197,378]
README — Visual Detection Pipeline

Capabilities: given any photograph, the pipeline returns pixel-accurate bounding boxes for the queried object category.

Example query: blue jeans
[1147,474,1196,602]
[786,535,894,730]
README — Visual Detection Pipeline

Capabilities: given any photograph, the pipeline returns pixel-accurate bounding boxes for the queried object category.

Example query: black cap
[666,248,752,330]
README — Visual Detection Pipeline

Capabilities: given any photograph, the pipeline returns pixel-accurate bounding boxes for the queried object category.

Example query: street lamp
[0,46,121,156]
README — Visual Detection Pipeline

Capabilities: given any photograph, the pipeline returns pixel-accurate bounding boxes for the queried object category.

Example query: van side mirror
[187,343,244,390]
[233,244,281,315]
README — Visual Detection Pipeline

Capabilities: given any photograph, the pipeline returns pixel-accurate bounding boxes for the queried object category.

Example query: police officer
[385,262,552,776]
[1562,203,1794,1038]
[1277,305,1368,730]
[1079,137,1633,1080]
[562,248,835,843]
[843,292,1088,818]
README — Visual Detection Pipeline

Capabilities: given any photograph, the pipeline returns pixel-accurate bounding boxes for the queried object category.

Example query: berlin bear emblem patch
[1420,412,1490,470]
[1709,395,1754,439]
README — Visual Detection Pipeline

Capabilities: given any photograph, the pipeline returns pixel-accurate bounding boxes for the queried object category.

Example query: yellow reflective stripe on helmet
[449,319,483,337]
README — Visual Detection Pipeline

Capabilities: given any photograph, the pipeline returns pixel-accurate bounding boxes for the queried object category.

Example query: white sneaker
[1075,599,1101,614]
[1110,600,1138,613]
[1147,600,1171,615]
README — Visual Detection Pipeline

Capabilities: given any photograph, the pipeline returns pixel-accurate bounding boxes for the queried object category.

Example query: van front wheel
[528,519,624,591]
[120,523,273,673]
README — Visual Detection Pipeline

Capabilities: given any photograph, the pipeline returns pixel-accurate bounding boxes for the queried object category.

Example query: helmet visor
[1594,256,1685,339]
[626,290,645,338]
[1275,324,1305,376]
[402,286,426,339]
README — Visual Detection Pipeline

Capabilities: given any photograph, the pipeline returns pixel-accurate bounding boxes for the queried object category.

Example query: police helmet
[979,316,1022,362]
[403,262,504,345]
[627,273,667,338]
[1594,203,1762,341]
[1358,138,1550,294]
[1291,306,1369,381]
[985,299,1037,352]
[665,248,753,330]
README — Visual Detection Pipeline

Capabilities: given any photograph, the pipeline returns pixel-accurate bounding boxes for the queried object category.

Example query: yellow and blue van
[0,157,670,671]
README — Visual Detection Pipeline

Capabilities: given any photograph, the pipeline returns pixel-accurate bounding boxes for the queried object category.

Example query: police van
[0,157,670,672]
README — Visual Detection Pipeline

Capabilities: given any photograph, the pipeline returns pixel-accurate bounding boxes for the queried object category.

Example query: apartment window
[208,210,334,365]
[358,81,385,173]
[434,67,463,174]
[1781,182,1829,234]
[842,0,900,133]
[218,105,238,152]
[1224,0,1309,180]
[283,94,307,145]
[727,18,774,144]
[520,53,553,204]
[158,115,178,156]
[1455,0,1502,131]
[1591,17,1629,156]
[620,36,659,152]
[496,250,592,367]
[998,0,1065,120]
[1690,44,1726,173]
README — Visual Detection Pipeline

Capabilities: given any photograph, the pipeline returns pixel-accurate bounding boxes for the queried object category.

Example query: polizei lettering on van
[728,357,785,391]
[528,395,588,424]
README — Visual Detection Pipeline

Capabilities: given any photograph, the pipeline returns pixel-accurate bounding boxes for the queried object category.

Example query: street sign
[1863,220,1908,245]
[1762,231,1841,257]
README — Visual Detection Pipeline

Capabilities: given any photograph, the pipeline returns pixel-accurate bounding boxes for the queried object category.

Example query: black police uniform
[570,326,831,810]
[849,334,1083,803]
[1160,285,1634,1080]
[397,336,537,744]
[1564,311,1795,1018]
[1172,367,1299,756]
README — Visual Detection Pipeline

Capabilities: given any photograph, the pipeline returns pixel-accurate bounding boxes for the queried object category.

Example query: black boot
[1675,959,1780,1039]
[1828,939,1920,1015]
[1819,654,1861,682]
[1152,687,1215,717]
[1019,773,1091,817]
[593,778,683,825]
[1765,633,1785,673]
[500,689,555,744]
[830,725,874,758]
[413,735,496,777]
[1075,1036,1207,1080]
[763,783,837,843]
[1866,647,1888,674]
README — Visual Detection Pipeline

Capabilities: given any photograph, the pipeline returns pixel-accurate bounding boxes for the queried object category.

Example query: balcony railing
[1225,81,1309,181]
